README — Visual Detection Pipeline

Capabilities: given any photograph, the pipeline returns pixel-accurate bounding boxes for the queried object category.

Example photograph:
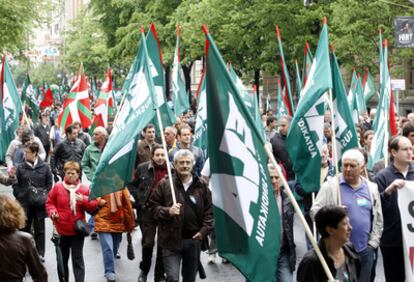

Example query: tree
[0,0,50,54]
[61,7,109,79]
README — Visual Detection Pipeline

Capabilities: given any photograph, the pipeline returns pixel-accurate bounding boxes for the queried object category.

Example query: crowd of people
[0,105,412,282]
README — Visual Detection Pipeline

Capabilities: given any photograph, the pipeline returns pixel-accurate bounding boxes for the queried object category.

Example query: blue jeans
[358,246,376,282]
[275,250,293,282]
[162,239,201,282]
[98,232,122,280]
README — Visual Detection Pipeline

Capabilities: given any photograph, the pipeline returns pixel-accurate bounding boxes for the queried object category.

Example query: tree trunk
[182,61,194,112]
[165,65,171,100]
[254,69,260,111]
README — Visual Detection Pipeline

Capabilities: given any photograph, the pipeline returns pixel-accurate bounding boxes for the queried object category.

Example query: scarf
[62,178,81,215]
[110,191,123,213]
[152,163,167,192]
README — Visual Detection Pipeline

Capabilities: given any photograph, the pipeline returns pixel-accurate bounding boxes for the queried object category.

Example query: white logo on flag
[211,94,259,236]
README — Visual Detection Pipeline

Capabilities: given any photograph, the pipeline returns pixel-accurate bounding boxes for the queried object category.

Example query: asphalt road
[0,180,385,282]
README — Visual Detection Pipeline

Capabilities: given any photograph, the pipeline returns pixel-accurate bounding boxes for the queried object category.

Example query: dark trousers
[380,245,405,282]
[23,207,45,257]
[140,221,165,278]
[162,239,201,282]
[60,235,85,282]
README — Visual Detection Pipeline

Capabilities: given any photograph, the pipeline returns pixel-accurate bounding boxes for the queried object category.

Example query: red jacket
[46,182,99,236]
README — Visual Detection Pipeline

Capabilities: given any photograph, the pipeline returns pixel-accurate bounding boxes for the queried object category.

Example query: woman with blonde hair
[0,195,47,281]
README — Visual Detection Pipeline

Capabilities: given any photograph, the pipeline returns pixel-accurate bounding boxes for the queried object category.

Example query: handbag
[74,219,90,236]
[27,181,47,206]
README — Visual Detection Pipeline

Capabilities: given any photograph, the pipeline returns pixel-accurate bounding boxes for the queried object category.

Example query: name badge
[356,197,368,207]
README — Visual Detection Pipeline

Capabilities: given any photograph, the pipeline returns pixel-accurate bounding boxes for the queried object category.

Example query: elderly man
[81,126,108,182]
[374,136,414,282]
[150,149,213,282]
[164,126,177,151]
[311,148,383,282]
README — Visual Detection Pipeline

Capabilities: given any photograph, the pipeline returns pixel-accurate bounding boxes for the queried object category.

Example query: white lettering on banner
[298,118,317,158]
[397,181,414,281]
[255,164,269,247]
[212,93,269,244]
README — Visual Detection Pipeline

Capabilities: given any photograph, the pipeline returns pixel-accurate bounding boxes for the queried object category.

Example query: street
[0,182,385,282]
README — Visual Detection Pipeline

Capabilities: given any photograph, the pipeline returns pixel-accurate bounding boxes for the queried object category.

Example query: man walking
[311,149,383,282]
[150,149,213,282]
[129,144,168,282]
[374,136,414,282]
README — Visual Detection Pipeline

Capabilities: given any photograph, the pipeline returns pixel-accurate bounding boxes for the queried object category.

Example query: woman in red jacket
[46,161,105,282]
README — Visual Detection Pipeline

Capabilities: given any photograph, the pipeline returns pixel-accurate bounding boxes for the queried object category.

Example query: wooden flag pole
[327,89,341,205]
[264,143,336,281]
[155,107,177,205]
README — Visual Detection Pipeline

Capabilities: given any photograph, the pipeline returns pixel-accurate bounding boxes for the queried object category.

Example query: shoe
[116,251,121,259]
[207,253,216,264]
[137,271,147,282]
[39,255,45,263]
[222,258,229,264]
[107,279,116,282]
[91,232,98,240]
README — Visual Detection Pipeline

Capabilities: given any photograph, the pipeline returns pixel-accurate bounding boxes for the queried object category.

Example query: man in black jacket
[374,136,414,282]
[129,144,168,282]
[150,149,213,282]
[50,124,86,181]
[34,111,51,159]
[270,116,295,181]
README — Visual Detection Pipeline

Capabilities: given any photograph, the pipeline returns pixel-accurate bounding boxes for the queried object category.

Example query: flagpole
[312,192,317,239]
[384,99,389,167]
[155,107,177,204]
[327,89,341,205]
[264,144,335,281]
[112,90,128,126]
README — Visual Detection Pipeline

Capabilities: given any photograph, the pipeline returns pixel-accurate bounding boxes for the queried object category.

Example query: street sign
[391,79,406,91]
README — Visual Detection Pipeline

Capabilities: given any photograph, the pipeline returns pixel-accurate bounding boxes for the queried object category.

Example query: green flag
[331,52,359,163]
[229,65,264,134]
[21,74,39,123]
[172,28,189,116]
[203,26,280,282]
[363,69,377,103]
[146,23,176,129]
[276,78,289,120]
[193,69,208,154]
[276,26,294,116]
[0,56,23,162]
[295,60,302,96]
[369,39,392,169]
[90,30,157,199]
[302,42,313,88]
[287,19,332,193]
[348,70,360,123]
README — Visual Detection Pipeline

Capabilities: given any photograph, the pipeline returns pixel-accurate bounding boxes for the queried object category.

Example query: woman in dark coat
[12,141,53,261]
[297,205,360,282]
[0,195,47,281]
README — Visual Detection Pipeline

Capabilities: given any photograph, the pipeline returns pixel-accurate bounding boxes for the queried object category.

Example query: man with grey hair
[81,126,108,240]
[164,126,177,151]
[150,149,213,282]
[311,148,383,282]
[81,126,108,182]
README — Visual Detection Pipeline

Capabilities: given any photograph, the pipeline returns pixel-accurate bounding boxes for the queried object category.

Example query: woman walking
[46,161,104,282]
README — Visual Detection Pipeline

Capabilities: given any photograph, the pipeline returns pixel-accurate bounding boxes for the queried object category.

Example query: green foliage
[61,7,109,79]
[64,0,414,86]
[0,0,51,53]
